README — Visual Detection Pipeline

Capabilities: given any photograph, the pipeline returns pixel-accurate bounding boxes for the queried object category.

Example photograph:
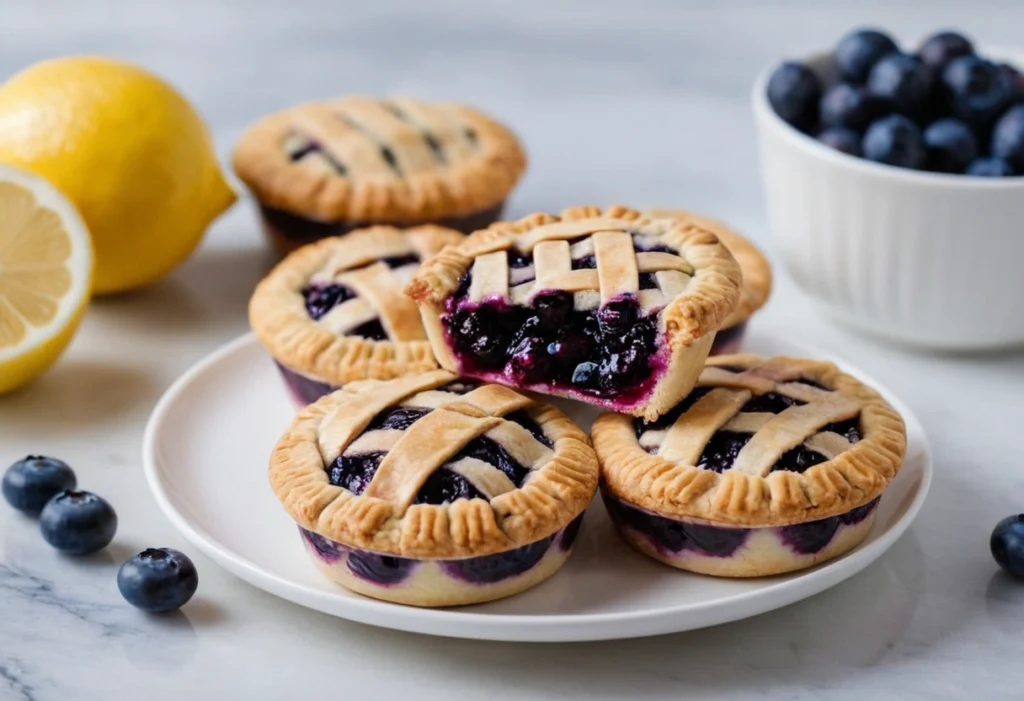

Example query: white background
[1,1,1023,699]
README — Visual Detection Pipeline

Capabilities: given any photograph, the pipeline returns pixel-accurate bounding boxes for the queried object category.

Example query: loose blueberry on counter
[39,490,117,555]
[867,53,934,118]
[862,115,926,169]
[991,104,1024,170]
[965,156,1017,177]
[991,514,1024,578]
[118,548,199,612]
[817,127,863,156]
[923,118,978,173]
[819,83,878,132]
[2,456,77,515]
[941,56,1012,129]
[918,31,974,70]
[767,62,823,130]
[835,28,899,83]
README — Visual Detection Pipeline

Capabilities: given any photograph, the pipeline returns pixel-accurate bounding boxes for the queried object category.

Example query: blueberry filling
[444,286,661,402]
[347,551,418,585]
[325,407,532,505]
[443,535,553,583]
[604,492,880,558]
[300,527,347,562]
[635,388,862,474]
[303,283,357,320]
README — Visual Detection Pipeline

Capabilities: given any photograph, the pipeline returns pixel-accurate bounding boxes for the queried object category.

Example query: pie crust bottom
[298,515,583,607]
[275,361,338,407]
[259,202,506,258]
[602,490,879,577]
[709,321,747,356]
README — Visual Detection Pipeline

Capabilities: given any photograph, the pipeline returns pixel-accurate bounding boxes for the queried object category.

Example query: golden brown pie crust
[232,96,527,223]
[269,370,599,559]
[646,208,772,328]
[594,354,907,528]
[249,225,463,385]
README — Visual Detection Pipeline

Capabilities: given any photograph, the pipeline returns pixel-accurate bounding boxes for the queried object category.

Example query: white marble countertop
[3,1,1024,698]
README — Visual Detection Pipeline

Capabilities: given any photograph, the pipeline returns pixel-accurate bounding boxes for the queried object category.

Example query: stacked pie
[242,101,906,607]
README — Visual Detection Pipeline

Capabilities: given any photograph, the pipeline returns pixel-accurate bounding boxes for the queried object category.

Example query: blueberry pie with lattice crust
[232,96,527,256]
[269,370,598,606]
[405,206,743,421]
[593,354,906,577]
[250,225,463,405]
[646,208,773,355]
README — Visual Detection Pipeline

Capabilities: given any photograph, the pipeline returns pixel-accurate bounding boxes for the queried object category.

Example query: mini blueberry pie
[249,225,464,406]
[269,370,597,607]
[405,205,743,421]
[593,354,906,577]
[232,96,527,256]
[646,208,773,355]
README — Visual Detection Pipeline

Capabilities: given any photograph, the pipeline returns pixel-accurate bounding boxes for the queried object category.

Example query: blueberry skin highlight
[835,28,899,83]
[817,127,863,156]
[867,53,934,118]
[992,104,1024,171]
[118,548,199,612]
[767,62,823,131]
[819,83,878,132]
[918,31,974,70]
[2,456,77,515]
[941,56,1012,129]
[923,119,978,173]
[39,490,117,556]
[862,115,926,169]
[991,515,1024,578]
[966,157,1016,177]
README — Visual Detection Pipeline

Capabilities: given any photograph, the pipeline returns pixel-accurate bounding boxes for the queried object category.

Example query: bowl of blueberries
[753,28,1024,350]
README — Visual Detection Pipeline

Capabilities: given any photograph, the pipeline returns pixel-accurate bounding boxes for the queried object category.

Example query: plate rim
[142,331,932,642]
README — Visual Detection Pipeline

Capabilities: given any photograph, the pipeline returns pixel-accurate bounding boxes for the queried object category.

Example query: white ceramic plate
[143,330,931,642]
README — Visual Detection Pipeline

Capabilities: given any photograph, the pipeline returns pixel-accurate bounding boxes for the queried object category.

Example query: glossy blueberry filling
[325,405,550,505]
[442,246,669,406]
[299,513,583,587]
[275,362,337,405]
[603,492,880,558]
[259,202,504,256]
[634,386,862,474]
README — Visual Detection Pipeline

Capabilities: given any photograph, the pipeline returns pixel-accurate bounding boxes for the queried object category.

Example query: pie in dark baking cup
[232,96,526,257]
[268,371,598,606]
[249,225,463,406]
[593,354,906,577]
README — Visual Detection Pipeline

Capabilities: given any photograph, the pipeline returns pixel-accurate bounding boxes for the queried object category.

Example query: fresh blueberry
[918,31,974,70]
[571,361,599,388]
[998,63,1024,103]
[965,157,1017,177]
[39,491,117,555]
[867,53,934,118]
[597,298,638,337]
[819,83,878,131]
[862,115,926,169]
[992,104,1024,170]
[117,548,199,612]
[941,56,1013,129]
[991,514,1024,578]
[2,456,76,515]
[817,127,863,156]
[767,61,822,130]
[923,118,978,173]
[835,28,899,84]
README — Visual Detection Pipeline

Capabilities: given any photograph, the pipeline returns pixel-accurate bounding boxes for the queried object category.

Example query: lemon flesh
[0,56,235,294]
[0,164,93,393]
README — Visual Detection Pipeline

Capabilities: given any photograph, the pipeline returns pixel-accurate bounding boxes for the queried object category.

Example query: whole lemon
[0,57,236,294]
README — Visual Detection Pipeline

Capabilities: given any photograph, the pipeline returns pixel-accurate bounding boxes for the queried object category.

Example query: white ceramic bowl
[752,52,1024,350]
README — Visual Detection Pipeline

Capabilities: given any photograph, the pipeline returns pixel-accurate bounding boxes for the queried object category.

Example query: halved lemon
[0,164,93,394]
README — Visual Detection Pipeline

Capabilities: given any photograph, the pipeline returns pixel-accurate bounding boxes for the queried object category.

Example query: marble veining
[2,1,1024,699]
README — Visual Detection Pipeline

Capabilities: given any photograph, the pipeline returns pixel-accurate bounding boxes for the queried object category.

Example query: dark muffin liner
[259,202,507,257]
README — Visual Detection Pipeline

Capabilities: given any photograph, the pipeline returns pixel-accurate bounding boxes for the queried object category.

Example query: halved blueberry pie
[269,370,597,607]
[593,354,906,577]
[647,208,773,355]
[405,206,743,421]
[249,225,463,406]
[232,96,527,256]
